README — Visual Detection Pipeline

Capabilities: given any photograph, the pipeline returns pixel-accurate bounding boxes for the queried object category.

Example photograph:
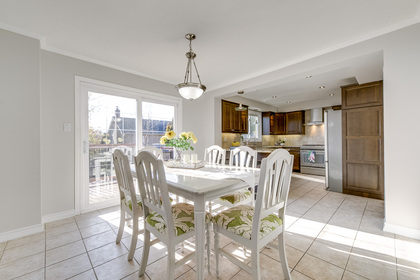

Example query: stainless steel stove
[300,144,325,176]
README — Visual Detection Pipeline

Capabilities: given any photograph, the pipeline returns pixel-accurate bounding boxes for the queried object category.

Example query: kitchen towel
[308,150,316,162]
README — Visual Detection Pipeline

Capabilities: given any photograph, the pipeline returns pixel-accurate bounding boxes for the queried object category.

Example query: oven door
[300,149,325,168]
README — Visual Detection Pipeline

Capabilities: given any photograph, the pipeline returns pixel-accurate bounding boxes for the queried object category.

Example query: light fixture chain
[192,60,202,85]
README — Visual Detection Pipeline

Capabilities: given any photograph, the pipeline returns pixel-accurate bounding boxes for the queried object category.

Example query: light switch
[63,123,71,132]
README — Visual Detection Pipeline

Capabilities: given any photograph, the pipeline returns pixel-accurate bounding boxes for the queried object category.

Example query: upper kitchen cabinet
[262,112,285,135]
[222,100,248,133]
[262,110,304,135]
[285,111,305,135]
[342,81,383,109]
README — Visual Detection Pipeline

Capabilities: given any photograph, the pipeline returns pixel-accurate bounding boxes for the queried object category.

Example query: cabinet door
[342,106,384,199]
[222,100,248,133]
[240,110,248,133]
[274,113,285,134]
[342,81,383,109]
[262,112,271,135]
[222,101,233,132]
[286,111,304,134]
[289,149,300,172]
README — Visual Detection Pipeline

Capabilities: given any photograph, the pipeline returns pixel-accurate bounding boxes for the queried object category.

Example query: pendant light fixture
[235,91,247,111]
[176,33,206,101]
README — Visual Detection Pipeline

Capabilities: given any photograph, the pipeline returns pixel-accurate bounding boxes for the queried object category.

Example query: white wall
[382,24,420,234]
[0,29,41,233]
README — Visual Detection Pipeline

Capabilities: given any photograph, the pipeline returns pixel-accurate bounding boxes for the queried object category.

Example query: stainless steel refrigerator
[324,109,343,192]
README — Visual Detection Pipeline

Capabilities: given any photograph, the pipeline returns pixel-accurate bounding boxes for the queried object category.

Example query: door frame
[75,76,182,214]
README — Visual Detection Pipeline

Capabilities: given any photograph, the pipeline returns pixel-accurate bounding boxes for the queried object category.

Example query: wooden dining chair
[112,149,143,261]
[213,149,293,280]
[134,151,212,279]
[139,146,163,159]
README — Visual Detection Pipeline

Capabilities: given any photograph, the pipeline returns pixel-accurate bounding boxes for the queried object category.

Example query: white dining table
[133,163,259,280]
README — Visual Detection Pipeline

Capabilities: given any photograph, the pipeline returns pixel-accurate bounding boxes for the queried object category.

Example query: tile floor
[1,175,420,279]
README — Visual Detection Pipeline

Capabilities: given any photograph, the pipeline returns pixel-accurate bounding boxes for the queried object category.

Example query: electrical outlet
[63,123,71,132]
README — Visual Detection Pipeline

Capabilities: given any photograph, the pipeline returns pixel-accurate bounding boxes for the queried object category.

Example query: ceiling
[1,0,419,111]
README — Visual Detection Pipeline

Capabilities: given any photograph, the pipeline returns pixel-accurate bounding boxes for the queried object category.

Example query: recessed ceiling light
[329,93,335,96]
[306,75,312,78]
[319,86,326,89]
[238,90,244,94]
[272,96,277,98]
[286,101,291,104]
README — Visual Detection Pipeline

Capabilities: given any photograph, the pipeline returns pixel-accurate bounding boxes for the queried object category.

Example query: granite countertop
[229,145,300,153]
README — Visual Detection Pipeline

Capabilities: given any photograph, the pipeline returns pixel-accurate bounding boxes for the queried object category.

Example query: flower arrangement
[276,138,286,146]
[160,130,197,151]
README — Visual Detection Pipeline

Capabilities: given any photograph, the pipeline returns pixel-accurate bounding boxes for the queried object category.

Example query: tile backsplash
[262,123,324,147]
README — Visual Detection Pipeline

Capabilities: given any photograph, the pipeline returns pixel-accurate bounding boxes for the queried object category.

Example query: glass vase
[174,147,183,162]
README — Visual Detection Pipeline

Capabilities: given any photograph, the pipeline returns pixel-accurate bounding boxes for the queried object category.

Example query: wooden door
[342,81,384,199]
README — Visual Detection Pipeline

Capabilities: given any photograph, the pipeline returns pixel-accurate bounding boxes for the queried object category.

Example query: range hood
[305,108,324,125]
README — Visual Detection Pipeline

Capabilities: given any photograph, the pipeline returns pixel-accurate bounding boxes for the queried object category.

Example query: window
[242,110,262,142]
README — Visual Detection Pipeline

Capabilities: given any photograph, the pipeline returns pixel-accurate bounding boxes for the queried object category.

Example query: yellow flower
[180,132,188,139]
[165,130,176,139]
[117,137,123,143]
[187,132,194,139]
[192,136,197,143]
[160,136,168,145]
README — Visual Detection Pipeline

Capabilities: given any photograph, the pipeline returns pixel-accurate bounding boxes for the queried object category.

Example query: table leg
[194,196,206,280]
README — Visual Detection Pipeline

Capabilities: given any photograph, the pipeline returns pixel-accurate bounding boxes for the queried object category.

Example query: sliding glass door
[76,78,181,213]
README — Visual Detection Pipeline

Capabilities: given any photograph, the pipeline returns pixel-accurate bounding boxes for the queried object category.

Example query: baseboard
[42,210,76,224]
[383,222,420,240]
[0,224,44,243]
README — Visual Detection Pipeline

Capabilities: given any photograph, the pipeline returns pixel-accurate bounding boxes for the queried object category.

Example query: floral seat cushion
[219,189,252,205]
[122,195,173,212]
[213,205,283,240]
[146,203,212,236]
[122,195,142,212]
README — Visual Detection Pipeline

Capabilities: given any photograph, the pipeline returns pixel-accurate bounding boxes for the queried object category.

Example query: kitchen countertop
[230,146,299,153]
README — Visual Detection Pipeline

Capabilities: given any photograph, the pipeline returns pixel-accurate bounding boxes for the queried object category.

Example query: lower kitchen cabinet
[288,147,300,172]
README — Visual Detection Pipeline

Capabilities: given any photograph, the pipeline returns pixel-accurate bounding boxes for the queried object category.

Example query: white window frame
[242,110,262,142]
[75,76,182,214]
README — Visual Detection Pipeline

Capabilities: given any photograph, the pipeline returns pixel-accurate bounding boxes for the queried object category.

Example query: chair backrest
[139,146,163,159]
[134,151,174,231]
[252,149,293,238]
[229,146,257,168]
[204,145,226,165]
[112,145,133,162]
[112,149,139,212]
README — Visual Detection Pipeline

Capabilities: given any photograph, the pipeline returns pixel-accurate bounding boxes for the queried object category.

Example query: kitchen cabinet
[262,112,285,135]
[263,111,304,135]
[288,147,300,172]
[222,100,248,133]
[286,111,305,135]
[341,81,384,200]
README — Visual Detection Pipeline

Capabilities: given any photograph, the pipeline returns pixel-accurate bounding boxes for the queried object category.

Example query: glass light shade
[176,83,206,101]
